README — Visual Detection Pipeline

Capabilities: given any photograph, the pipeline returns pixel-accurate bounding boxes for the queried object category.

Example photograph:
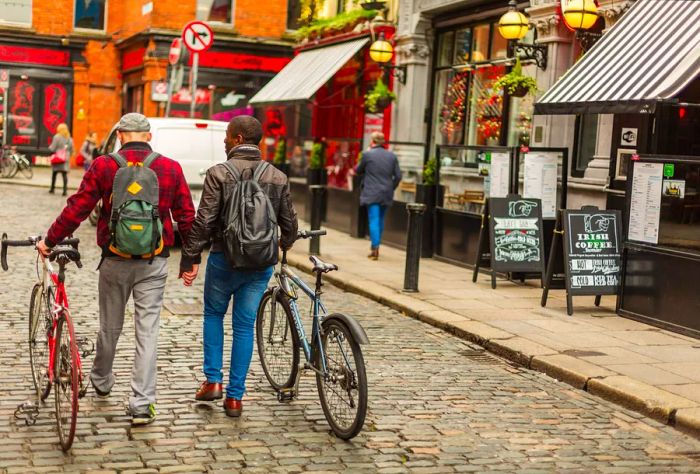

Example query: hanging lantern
[369,33,394,64]
[562,0,599,30]
[498,1,530,41]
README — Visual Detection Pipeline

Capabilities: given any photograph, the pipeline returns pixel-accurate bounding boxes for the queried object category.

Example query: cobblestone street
[0,182,699,473]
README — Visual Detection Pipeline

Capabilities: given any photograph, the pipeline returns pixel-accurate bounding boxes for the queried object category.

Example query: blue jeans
[202,252,273,399]
[367,203,387,249]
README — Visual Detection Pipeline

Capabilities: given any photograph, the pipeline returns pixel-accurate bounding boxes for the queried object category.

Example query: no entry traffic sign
[169,38,182,65]
[182,21,214,53]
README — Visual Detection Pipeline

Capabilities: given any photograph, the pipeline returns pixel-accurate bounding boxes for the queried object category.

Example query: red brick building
[0,0,295,163]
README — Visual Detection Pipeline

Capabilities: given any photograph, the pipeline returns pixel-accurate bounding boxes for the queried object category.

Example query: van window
[153,127,215,161]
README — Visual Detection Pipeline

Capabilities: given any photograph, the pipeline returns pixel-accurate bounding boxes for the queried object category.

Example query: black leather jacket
[181,144,298,270]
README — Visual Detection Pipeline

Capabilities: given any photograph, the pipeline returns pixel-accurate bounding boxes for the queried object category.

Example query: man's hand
[36,239,51,258]
[181,264,199,287]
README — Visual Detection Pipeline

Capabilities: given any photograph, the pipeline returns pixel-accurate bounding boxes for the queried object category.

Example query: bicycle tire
[18,159,33,179]
[256,289,300,391]
[315,317,368,440]
[54,315,79,452]
[29,284,52,401]
[5,159,18,178]
[0,157,12,178]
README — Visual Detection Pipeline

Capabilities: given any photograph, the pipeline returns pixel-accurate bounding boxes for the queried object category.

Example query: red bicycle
[1,234,92,451]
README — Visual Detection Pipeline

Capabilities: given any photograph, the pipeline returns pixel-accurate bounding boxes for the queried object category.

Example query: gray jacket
[182,144,298,269]
[355,145,402,207]
[49,134,73,172]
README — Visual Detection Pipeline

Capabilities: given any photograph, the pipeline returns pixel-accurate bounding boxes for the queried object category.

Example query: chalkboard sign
[488,195,545,273]
[563,209,622,296]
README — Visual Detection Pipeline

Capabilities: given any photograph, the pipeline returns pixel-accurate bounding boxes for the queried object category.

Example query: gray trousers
[91,257,168,414]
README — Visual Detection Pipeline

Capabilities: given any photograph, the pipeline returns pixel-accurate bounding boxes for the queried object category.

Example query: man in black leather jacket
[180,115,298,417]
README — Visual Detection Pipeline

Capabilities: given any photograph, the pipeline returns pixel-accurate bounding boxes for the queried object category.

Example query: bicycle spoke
[320,325,360,430]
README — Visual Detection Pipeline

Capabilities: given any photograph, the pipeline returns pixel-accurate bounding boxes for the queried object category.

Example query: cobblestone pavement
[1,183,700,473]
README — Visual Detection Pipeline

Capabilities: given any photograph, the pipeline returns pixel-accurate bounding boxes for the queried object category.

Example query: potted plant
[364,78,396,113]
[273,138,289,176]
[415,157,443,257]
[307,142,327,185]
[492,58,538,98]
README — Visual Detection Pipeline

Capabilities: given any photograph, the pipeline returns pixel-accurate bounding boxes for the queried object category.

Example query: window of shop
[573,114,598,177]
[197,0,233,23]
[125,85,144,114]
[0,0,32,24]
[74,0,106,30]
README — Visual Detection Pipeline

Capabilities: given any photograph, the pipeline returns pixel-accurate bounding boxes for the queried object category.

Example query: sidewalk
[287,223,700,438]
[0,166,83,191]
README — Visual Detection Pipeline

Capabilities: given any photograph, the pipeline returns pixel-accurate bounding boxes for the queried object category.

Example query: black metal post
[309,185,325,256]
[403,203,426,292]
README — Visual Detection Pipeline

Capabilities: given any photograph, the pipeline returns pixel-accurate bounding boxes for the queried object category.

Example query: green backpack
[108,152,163,260]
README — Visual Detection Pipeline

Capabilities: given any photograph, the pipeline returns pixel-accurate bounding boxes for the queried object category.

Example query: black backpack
[221,160,279,270]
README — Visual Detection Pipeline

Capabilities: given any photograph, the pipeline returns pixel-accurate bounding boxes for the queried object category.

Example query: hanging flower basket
[509,84,530,98]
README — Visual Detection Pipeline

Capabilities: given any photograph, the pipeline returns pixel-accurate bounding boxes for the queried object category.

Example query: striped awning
[249,38,369,105]
[535,0,700,115]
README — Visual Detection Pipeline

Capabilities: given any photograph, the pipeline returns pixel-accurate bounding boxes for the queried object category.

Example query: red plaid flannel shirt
[45,142,195,257]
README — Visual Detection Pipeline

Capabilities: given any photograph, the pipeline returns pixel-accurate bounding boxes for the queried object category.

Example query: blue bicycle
[256,229,369,439]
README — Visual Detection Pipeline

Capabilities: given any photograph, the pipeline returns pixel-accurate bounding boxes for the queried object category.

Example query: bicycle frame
[276,264,329,375]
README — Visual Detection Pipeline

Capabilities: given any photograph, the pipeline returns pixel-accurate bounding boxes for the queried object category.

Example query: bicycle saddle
[309,256,338,273]
[49,246,82,267]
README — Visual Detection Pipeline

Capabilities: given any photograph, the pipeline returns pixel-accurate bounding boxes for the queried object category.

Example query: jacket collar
[227,144,261,161]
[120,141,152,152]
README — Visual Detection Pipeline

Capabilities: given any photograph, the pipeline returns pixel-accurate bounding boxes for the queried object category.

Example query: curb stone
[286,251,700,440]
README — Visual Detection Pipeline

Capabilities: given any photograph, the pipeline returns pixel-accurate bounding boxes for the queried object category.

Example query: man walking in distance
[355,131,402,260]
[180,115,298,417]
[38,113,196,426]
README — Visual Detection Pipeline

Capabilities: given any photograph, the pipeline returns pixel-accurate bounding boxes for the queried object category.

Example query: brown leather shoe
[367,248,379,260]
[195,381,223,401]
[223,398,242,417]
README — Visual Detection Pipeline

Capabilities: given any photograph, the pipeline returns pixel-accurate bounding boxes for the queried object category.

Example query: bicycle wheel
[54,315,79,451]
[315,316,368,440]
[3,158,17,178]
[29,284,52,401]
[256,290,300,391]
[18,158,33,179]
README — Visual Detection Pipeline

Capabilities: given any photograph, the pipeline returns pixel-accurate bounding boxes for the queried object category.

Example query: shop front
[0,37,87,157]
[426,3,538,265]
[249,29,394,235]
[534,0,700,337]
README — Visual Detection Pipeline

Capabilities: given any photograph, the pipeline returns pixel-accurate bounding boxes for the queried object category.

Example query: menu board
[563,209,622,296]
[524,152,558,219]
[489,196,545,273]
[628,162,663,244]
[489,152,510,198]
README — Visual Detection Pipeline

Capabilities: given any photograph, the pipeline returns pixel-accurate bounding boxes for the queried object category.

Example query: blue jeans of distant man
[202,252,273,399]
[368,203,387,249]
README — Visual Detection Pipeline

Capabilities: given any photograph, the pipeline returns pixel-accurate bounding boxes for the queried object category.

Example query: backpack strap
[222,160,242,182]
[142,152,160,169]
[253,161,270,182]
[109,152,128,168]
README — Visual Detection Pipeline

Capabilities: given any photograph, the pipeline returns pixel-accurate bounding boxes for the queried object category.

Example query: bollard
[403,202,427,292]
[309,185,325,256]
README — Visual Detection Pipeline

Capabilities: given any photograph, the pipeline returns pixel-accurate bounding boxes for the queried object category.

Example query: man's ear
[145,132,153,142]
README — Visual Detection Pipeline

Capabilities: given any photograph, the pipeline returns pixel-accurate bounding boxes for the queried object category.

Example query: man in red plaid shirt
[38,113,196,425]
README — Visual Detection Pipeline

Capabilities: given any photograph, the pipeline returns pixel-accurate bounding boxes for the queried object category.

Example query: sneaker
[91,379,110,399]
[131,404,157,426]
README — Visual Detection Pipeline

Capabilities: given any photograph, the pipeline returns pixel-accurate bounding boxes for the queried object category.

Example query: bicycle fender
[323,313,369,345]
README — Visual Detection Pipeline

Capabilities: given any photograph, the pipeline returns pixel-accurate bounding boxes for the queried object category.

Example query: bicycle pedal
[276,388,296,402]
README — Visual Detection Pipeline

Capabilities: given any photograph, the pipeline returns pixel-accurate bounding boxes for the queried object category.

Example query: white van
[99,117,228,206]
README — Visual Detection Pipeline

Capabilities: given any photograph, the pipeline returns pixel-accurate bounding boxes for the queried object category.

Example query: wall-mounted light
[369,32,407,85]
[562,0,602,51]
[498,1,548,70]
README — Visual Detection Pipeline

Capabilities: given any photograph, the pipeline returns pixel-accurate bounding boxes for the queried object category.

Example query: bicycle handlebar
[1,234,80,272]
[297,229,327,240]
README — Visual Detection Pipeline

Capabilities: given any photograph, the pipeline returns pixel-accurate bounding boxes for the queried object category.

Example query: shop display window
[655,161,700,252]
[197,0,233,23]
[437,31,455,68]
[453,28,472,65]
[74,0,106,30]
[438,147,492,214]
[433,69,468,146]
[471,24,490,63]
[466,65,506,147]
[0,0,31,24]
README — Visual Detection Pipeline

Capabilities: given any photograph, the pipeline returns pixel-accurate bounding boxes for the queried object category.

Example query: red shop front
[0,42,81,156]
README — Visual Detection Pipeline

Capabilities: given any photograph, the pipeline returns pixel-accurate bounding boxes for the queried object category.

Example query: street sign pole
[165,66,175,117]
[190,52,198,118]
[165,38,182,118]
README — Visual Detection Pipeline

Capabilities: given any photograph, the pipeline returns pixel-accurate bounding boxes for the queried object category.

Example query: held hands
[37,239,51,259]
[180,264,199,287]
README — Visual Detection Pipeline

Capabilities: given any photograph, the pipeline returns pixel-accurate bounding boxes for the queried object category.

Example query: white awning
[535,0,700,115]
[249,38,369,105]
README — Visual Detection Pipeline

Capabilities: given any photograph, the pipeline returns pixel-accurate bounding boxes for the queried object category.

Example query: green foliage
[273,139,287,165]
[296,8,378,41]
[422,157,437,186]
[310,142,325,169]
[364,77,396,113]
[493,58,538,96]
